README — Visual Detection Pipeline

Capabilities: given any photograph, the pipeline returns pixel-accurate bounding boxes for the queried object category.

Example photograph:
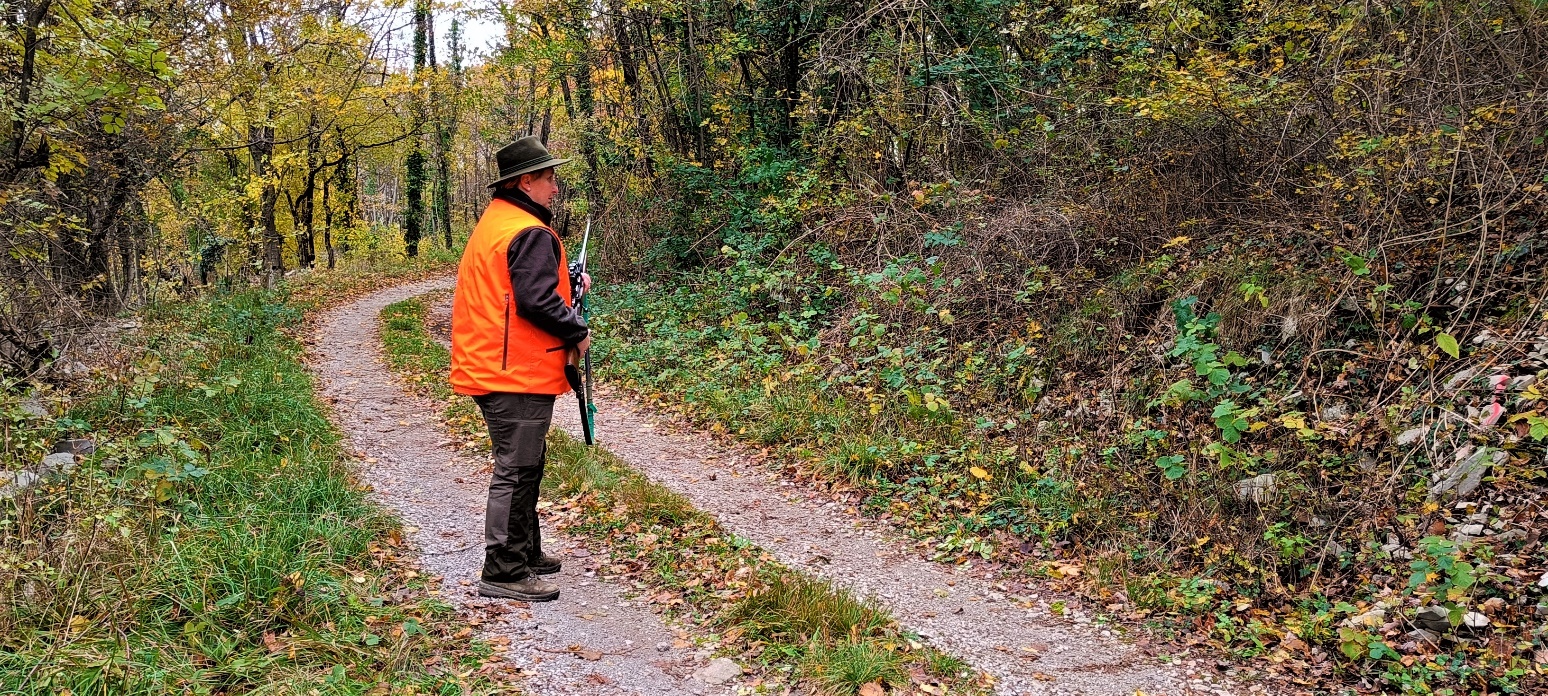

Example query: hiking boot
[530,552,563,576]
[478,576,560,602]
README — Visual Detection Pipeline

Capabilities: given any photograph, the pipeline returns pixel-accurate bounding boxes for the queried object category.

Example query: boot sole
[478,580,559,602]
[531,564,561,576]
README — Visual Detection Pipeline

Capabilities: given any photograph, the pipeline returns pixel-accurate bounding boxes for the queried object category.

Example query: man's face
[520,169,559,207]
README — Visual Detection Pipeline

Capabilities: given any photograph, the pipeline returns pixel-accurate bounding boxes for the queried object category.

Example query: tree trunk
[322,171,336,269]
[434,18,462,248]
[295,114,322,268]
[567,5,602,204]
[249,120,282,285]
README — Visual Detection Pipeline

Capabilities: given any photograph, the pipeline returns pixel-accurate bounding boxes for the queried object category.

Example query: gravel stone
[692,658,741,685]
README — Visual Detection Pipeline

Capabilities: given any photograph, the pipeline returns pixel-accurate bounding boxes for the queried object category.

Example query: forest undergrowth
[567,2,1548,692]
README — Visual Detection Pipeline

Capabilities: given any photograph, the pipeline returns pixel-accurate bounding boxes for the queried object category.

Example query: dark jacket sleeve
[507,228,589,345]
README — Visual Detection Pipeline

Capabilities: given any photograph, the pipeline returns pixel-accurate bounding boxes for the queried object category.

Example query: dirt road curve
[311,276,1266,696]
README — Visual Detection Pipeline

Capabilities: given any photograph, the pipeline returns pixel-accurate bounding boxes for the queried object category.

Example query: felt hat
[488,136,571,188]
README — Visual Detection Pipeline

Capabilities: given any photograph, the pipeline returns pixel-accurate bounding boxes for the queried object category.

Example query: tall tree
[402,0,430,258]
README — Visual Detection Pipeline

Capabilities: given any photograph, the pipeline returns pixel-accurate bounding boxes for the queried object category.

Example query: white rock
[1494,528,1527,544]
[693,657,742,685]
[1396,427,1427,446]
[0,470,41,499]
[1344,607,1386,628]
[1537,572,1548,588]
[17,399,47,419]
[1233,473,1278,504]
[1456,524,1485,537]
[1445,368,1479,392]
[1431,448,1506,499]
[1415,605,1450,632]
[39,452,75,476]
[1462,612,1490,629]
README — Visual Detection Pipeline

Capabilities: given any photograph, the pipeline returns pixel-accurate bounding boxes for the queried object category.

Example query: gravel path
[310,278,728,696]
[421,290,1265,696]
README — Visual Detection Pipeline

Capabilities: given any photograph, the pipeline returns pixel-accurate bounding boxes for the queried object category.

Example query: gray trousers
[472,392,555,581]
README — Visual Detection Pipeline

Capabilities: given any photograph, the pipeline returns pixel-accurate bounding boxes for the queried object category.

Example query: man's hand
[576,331,592,354]
[579,272,592,296]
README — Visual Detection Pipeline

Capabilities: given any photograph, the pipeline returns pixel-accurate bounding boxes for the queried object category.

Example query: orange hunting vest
[450,199,572,396]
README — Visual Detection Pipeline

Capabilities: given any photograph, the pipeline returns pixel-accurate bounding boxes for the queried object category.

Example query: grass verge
[379,294,988,696]
[1,281,497,694]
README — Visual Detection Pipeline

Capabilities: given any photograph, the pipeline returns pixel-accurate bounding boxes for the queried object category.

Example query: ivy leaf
[1436,332,1460,359]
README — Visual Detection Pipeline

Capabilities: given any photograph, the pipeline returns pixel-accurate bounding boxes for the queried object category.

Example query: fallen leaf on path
[858,682,886,696]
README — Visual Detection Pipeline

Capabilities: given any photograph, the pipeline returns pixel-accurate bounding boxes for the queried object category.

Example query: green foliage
[1262,523,1312,562]
[1338,627,1398,662]
[729,575,890,647]
[1155,454,1188,481]
[1408,537,1477,603]
[1212,401,1252,445]
[1436,333,1461,359]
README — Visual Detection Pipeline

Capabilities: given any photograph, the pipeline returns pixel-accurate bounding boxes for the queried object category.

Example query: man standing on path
[450,136,590,602]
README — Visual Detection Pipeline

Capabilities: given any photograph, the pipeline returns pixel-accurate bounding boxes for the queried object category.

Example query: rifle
[564,216,597,445]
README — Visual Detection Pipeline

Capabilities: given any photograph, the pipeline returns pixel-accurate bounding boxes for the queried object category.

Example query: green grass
[801,639,908,695]
[727,574,891,646]
[379,292,986,696]
[380,295,486,448]
[0,287,497,695]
